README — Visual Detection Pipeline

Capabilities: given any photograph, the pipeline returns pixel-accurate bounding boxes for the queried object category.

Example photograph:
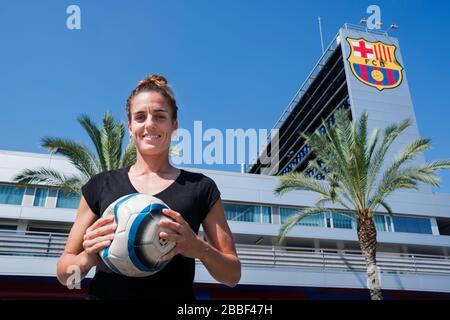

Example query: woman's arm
[159,199,241,288]
[196,199,241,287]
[56,196,116,286]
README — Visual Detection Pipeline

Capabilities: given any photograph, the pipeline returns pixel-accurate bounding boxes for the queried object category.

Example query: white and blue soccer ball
[99,193,176,277]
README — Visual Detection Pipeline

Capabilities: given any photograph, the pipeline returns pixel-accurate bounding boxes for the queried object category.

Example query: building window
[392,216,432,234]
[279,207,325,227]
[33,188,49,207]
[332,212,355,229]
[326,212,332,228]
[0,224,17,231]
[386,215,393,232]
[224,203,272,223]
[56,190,80,209]
[27,226,70,236]
[374,215,387,232]
[436,218,450,236]
[0,184,25,205]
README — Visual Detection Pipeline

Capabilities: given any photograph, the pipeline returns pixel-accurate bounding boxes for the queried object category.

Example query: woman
[56,75,241,300]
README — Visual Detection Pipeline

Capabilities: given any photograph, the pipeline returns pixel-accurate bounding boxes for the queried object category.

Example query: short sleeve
[81,174,102,216]
[198,175,221,222]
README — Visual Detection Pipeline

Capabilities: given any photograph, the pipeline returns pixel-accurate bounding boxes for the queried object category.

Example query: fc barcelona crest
[346,38,403,91]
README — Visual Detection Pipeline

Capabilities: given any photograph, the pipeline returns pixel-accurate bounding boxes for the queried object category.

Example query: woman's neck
[131,152,175,176]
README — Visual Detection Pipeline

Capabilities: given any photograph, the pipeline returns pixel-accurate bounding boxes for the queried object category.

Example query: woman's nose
[145,115,157,129]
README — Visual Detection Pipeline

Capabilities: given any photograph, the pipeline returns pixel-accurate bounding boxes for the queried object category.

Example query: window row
[0,184,80,209]
[0,183,434,235]
[224,203,433,235]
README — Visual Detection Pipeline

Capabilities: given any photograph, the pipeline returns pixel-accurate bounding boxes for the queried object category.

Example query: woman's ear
[128,123,132,139]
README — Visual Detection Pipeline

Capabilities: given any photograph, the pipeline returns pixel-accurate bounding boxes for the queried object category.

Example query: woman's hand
[159,208,205,261]
[82,215,117,264]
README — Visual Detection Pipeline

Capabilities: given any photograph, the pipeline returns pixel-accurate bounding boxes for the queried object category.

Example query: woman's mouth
[142,133,161,141]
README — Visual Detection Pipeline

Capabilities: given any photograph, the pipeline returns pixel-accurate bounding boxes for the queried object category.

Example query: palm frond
[120,140,137,168]
[78,114,106,171]
[305,159,329,179]
[388,138,431,173]
[321,112,362,205]
[101,112,126,170]
[366,118,412,195]
[377,200,393,216]
[422,159,450,171]
[13,167,77,189]
[368,165,447,212]
[351,112,370,208]
[275,172,330,197]
[366,128,380,165]
[59,175,88,196]
[41,137,99,178]
[314,197,332,208]
[277,207,327,245]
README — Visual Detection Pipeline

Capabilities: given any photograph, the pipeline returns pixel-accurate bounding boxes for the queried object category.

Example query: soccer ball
[99,193,176,277]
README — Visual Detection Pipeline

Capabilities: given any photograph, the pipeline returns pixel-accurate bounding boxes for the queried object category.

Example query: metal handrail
[246,32,341,171]
[1,230,450,276]
[343,23,389,36]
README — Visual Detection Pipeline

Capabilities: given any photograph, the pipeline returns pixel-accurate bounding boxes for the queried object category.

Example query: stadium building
[1,24,450,299]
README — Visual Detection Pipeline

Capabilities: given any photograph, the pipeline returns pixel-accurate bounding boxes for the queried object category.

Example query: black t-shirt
[80,166,221,300]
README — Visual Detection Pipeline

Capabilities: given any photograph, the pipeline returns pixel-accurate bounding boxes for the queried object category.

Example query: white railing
[1,230,450,276]
[0,230,67,257]
[237,244,450,275]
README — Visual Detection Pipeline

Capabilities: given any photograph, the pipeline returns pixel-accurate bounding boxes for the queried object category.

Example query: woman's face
[128,91,178,157]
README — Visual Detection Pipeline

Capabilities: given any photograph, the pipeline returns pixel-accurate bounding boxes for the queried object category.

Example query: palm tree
[13,112,136,196]
[275,109,450,300]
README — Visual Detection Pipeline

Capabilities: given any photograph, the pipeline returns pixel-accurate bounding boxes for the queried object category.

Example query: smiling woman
[56,75,241,300]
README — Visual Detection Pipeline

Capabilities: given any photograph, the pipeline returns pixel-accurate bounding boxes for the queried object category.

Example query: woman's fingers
[162,209,185,224]
[86,215,115,234]
[86,240,111,255]
[159,219,182,233]
[84,222,117,241]
[159,231,181,243]
[83,233,115,250]
[83,215,116,255]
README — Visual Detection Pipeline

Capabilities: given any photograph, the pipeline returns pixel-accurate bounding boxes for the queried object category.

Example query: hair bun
[139,74,168,87]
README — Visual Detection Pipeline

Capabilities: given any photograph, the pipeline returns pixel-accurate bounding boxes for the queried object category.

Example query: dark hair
[126,75,178,122]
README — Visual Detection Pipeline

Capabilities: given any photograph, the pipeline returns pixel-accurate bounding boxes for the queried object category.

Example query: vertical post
[318,16,325,54]
[272,246,276,266]
[321,249,325,270]
[47,233,53,256]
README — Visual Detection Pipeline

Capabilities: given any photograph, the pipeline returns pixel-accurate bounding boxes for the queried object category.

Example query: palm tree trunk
[356,211,383,300]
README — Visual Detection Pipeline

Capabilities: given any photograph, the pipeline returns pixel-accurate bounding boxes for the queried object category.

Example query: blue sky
[1,0,449,192]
